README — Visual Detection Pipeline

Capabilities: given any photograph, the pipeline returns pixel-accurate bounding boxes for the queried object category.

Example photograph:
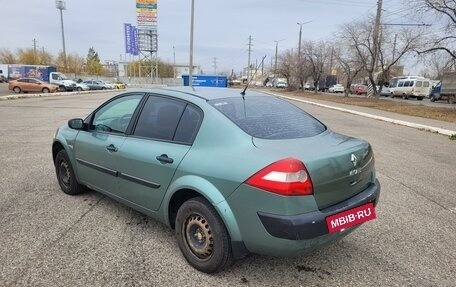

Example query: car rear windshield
[209,96,326,139]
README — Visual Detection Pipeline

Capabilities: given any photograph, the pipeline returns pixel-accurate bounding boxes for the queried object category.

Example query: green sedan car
[52,87,380,273]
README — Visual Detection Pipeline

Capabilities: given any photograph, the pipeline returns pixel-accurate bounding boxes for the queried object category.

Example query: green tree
[86,47,105,75]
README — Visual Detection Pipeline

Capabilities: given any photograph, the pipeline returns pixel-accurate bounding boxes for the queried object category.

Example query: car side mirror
[68,118,85,130]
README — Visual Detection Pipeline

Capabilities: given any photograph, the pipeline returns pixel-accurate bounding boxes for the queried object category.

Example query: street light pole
[297,21,311,89]
[189,0,195,87]
[55,0,67,69]
[274,39,285,74]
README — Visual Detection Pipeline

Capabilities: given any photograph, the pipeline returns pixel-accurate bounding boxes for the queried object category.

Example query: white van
[391,78,431,100]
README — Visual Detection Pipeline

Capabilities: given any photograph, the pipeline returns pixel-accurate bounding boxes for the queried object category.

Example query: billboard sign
[136,0,157,31]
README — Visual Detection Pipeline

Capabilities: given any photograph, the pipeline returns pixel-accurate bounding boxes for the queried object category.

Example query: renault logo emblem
[351,154,358,167]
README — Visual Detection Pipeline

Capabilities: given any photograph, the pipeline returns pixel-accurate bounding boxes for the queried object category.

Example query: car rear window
[209,96,326,139]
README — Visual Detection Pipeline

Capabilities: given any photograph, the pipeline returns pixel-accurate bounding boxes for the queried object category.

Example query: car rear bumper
[258,179,380,240]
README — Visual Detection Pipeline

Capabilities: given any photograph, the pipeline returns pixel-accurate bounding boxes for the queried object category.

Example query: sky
[1,0,428,75]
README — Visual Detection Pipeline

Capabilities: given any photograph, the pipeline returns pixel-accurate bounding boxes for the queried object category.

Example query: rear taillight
[246,158,313,196]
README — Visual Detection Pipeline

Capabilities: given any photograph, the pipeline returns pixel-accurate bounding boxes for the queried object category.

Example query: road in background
[0,92,455,286]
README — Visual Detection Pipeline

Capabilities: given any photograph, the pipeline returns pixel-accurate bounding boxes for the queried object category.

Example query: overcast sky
[2,0,425,74]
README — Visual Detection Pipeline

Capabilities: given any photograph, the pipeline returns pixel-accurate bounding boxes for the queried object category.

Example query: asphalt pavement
[0,90,455,287]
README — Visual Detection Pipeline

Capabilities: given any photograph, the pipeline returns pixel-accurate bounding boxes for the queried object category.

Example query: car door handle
[156,154,174,164]
[106,144,118,152]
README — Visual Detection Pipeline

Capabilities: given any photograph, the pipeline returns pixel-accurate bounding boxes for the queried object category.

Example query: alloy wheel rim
[184,214,214,259]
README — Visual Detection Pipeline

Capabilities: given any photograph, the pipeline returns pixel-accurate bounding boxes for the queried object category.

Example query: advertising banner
[132,26,139,56]
[124,23,132,54]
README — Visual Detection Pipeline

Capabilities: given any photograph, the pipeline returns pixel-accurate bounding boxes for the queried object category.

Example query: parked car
[376,85,391,97]
[75,82,90,91]
[276,81,288,88]
[8,78,59,93]
[0,75,7,83]
[82,80,110,90]
[52,87,380,273]
[112,82,126,89]
[101,81,115,89]
[303,82,314,90]
[328,84,345,93]
[352,84,368,95]
[391,78,430,100]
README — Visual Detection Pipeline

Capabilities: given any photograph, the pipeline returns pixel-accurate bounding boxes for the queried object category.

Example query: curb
[0,89,118,101]
[269,93,456,137]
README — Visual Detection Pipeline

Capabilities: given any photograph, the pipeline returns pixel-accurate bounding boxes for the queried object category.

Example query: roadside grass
[281,90,456,123]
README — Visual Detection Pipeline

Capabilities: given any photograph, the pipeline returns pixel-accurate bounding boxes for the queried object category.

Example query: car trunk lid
[253,131,376,209]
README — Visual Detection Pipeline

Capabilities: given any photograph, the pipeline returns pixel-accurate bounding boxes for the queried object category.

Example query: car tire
[59,86,66,92]
[175,197,233,273]
[13,86,21,93]
[430,95,436,102]
[417,97,424,101]
[55,149,85,195]
[42,88,50,93]
[77,87,82,91]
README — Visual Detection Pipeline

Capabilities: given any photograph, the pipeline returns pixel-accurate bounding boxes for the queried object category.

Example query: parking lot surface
[0,91,455,286]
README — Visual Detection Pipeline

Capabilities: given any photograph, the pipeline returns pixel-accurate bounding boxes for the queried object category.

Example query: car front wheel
[175,197,233,273]
[13,86,21,93]
[55,149,85,195]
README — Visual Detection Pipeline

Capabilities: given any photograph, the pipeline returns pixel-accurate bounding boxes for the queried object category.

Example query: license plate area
[325,203,376,233]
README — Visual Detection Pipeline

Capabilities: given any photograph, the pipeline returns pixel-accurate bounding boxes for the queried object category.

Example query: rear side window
[210,96,326,139]
[133,96,202,144]
[398,81,404,87]
[416,81,422,87]
[423,81,430,87]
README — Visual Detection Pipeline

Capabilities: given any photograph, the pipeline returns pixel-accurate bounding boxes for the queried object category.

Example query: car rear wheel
[55,150,85,195]
[430,95,436,102]
[77,87,82,91]
[175,197,233,273]
[42,88,50,93]
[13,87,21,93]
[417,97,424,101]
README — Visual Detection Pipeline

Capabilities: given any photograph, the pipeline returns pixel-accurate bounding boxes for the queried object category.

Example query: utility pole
[392,33,397,64]
[173,46,176,78]
[33,38,37,64]
[247,35,253,82]
[189,0,195,87]
[297,21,311,89]
[213,57,217,74]
[274,40,279,74]
[373,0,383,72]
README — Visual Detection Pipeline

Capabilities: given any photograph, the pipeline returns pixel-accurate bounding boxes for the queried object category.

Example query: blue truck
[430,73,456,104]
[182,75,228,87]
[7,64,77,91]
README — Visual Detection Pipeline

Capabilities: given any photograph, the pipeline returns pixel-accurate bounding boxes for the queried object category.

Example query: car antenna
[241,55,267,99]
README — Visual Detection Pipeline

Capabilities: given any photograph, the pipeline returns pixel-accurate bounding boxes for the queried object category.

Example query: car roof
[130,86,272,101]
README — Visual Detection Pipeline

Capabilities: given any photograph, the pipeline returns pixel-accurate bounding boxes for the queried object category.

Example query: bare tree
[0,49,17,64]
[411,0,456,59]
[276,50,296,90]
[300,40,331,93]
[340,17,421,97]
[418,50,455,78]
[334,46,365,97]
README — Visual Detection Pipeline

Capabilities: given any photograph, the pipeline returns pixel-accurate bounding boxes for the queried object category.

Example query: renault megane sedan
[52,87,380,273]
